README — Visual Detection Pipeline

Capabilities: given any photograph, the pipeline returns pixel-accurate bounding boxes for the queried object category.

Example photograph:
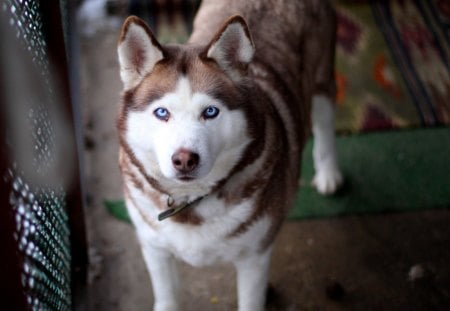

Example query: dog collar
[158,195,206,221]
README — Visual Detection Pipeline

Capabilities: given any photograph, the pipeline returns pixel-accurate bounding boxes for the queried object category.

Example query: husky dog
[117,0,342,310]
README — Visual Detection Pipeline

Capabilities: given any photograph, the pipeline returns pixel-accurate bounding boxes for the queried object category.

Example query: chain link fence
[0,0,87,310]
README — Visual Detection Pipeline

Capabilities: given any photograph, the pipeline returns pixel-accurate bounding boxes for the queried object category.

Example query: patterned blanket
[129,0,450,133]
[335,0,450,132]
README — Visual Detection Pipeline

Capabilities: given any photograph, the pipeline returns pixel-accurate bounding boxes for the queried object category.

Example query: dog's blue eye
[202,106,220,119]
[154,107,170,121]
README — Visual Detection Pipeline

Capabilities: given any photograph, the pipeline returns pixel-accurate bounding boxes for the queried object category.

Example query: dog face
[118,16,256,187]
[125,77,249,182]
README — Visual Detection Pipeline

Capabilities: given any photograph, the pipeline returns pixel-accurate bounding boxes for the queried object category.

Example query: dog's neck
[155,178,217,221]
[157,194,208,221]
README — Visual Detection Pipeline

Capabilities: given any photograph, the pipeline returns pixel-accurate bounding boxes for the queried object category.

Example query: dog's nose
[172,149,199,174]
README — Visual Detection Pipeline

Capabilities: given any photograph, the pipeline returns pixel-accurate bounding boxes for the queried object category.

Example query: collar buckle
[158,195,206,221]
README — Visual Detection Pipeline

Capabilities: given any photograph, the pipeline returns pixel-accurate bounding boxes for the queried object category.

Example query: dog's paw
[154,302,179,311]
[312,166,343,195]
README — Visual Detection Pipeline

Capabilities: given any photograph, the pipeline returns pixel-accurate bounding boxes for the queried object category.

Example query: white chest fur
[126,189,270,267]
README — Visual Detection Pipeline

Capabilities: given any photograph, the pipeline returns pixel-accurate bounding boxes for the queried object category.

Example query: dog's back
[191,0,337,125]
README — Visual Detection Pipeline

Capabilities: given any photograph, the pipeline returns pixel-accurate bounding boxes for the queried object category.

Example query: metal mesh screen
[1,0,82,309]
[4,0,51,87]
[5,169,71,310]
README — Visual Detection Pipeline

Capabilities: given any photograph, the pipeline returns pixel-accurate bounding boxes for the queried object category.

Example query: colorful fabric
[334,0,450,132]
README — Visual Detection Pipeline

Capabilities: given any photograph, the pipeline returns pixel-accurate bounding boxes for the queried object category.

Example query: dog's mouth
[177,175,196,182]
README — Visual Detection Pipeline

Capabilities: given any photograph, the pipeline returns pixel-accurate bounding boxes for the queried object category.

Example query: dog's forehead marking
[132,46,240,112]
[149,76,217,116]
[175,76,194,105]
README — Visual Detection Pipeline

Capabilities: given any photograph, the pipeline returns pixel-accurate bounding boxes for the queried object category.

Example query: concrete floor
[78,28,450,311]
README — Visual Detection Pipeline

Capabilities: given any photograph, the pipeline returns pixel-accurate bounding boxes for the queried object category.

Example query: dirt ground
[76,27,450,311]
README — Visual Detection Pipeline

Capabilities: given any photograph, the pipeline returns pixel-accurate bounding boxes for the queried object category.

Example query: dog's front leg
[140,242,181,311]
[234,248,272,311]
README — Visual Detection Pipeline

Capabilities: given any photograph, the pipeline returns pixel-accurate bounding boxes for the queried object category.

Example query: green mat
[293,127,450,219]
[105,128,450,222]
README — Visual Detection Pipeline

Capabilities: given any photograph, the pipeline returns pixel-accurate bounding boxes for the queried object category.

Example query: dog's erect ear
[117,16,164,90]
[205,15,255,80]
